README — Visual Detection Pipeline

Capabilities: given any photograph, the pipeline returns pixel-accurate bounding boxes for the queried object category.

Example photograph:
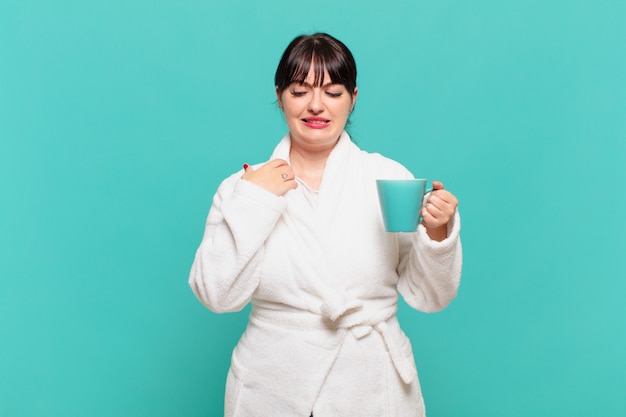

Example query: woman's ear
[276,86,283,110]
[351,87,359,112]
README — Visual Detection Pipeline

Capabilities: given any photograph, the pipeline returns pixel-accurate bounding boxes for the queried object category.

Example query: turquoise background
[1,0,625,416]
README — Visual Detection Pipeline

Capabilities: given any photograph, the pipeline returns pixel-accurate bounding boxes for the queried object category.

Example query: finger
[267,158,290,168]
[426,191,448,208]
[427,194,456,217]
[423,201,444,219]
[277,166,294,181]
[285,179,298,190]
[422,205,448,229]
[241,163,253,179]
[432,180,445,190]
[421,206,442,229]
[275,178,298,196]
[429,190,453,206]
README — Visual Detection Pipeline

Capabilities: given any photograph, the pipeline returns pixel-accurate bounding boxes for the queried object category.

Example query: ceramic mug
[376,179,431,232]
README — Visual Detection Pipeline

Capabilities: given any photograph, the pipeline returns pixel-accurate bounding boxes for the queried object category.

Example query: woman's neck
[289,144,333,191]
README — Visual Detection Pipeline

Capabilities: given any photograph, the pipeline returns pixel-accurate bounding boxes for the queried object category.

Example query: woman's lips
[302,117,330,128]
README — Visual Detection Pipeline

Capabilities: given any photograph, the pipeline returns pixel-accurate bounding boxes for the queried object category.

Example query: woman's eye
[290,90,306,97]
[326,91,342,97]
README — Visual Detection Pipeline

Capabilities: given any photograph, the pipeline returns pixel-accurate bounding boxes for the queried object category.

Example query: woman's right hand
[241,159,298,196]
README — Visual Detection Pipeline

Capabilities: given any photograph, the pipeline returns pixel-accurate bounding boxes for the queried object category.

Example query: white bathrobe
[189,131,462,417]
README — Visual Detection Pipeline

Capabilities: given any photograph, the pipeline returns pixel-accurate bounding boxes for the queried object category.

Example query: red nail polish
[243,163,249,170]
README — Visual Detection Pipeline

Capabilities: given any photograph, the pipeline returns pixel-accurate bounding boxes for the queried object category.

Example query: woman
[189,33,462,417]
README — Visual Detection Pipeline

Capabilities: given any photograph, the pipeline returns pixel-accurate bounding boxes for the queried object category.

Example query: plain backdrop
[1,1,625,416]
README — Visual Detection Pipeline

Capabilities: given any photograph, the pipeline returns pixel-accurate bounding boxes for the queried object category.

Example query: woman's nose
[307,90,323,113]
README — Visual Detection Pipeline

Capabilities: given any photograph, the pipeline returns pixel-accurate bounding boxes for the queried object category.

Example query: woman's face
[277,67,358,154]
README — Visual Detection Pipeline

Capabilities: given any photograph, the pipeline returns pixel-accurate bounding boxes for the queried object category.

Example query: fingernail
[243,163,249,170]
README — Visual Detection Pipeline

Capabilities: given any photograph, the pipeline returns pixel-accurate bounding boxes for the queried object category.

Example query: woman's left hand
[421,180,458,241]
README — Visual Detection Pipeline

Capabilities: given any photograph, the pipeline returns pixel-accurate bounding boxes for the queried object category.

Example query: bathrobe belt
[250,303,418,384]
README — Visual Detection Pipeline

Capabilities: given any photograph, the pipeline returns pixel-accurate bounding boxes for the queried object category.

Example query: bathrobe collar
[269,130,352,185]
[269,130,354,224]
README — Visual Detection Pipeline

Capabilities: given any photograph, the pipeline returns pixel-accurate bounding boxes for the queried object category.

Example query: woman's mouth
[302,117,330,128]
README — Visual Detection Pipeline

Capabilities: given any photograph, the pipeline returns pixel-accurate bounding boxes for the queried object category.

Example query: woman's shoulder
[356,147,414,179]
[218,169,245,188]
[342,133,412,178]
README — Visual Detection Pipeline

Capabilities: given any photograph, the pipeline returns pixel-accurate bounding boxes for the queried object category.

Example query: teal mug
[376,179,432,232]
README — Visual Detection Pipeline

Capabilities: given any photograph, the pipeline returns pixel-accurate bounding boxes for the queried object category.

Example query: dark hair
[274,33,357,95]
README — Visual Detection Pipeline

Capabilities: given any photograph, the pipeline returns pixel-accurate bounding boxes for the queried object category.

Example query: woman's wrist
[425,224,447,242]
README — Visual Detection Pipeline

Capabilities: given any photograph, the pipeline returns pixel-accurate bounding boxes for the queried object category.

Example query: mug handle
[418,188,434,223]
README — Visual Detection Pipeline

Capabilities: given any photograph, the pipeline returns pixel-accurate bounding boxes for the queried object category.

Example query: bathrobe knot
[320,300,363,321]
[342,307,418,385]
[251,303,416,384]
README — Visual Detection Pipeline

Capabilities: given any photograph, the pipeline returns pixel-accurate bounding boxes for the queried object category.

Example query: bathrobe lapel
[269,132,363,319]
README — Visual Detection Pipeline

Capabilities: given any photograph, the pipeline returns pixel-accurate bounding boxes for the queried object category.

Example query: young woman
[189,33,462,417]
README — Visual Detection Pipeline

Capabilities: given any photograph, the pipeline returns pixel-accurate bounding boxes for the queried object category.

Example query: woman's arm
[189,176,287,312]
[396,210,463,313]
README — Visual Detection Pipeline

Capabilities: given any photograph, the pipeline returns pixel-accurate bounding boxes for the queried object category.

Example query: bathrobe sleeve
[189,173,287,312]
[396,210,463,313]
